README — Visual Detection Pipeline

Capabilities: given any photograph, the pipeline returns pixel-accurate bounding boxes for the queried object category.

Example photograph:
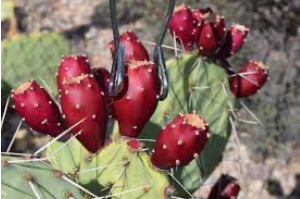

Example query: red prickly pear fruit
[60,74,107,153]
[208,174,241,199]
[191,7,213,25]
[168,4,199,51]
[230,60,269,98]
[11,80,64,137]
[217,24,250,59]
[197,13,226,55]
[92,67,114,117]
[150,113,209,170]
[57,55,91,91]
[108,31,150,62]
[92,67,110,98]
[111,60,160,138]
[127,138,141,152]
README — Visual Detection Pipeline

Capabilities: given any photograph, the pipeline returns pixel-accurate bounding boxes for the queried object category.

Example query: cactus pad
[1,32,70,94]
[1,156,83,199]
[46,137,170,198]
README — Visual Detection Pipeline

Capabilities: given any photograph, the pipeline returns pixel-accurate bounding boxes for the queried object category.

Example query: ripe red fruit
[92,67,114,116]
[108,31,150,62]
[230,60,269,98]
[151,113,209,170]
[208,174,241,199]
[169,4,199,51]
[217,24,250,59]
[57,55,91,91]
[191,7,213,25]
[111,61,160,138]
[12,80,64,137]
[92,67,110,95]
[197,13,226,55]
[60,74,107,153]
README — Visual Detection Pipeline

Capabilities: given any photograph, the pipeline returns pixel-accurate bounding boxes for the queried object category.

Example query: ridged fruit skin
[217,24,250,59]
[197,13,226,55]
[111,61,159,138]
[208,174,240,199]
[230,60,268,98]
[151,113,209,170]
[57,55,91,91]
[12,80,64,137]
[169,4,198,51]
[108,31,150,62]
[60,74,107,153]
[191,7,213,25]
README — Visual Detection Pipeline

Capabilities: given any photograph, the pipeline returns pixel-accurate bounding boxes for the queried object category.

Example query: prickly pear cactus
[46,137,170,198]
[1,156,83,199]
[45,52,234,198]
[1,32,70,94]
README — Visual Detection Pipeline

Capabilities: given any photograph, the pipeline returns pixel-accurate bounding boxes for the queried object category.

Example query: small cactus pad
[1,156,83,199]
[46,137,170,198]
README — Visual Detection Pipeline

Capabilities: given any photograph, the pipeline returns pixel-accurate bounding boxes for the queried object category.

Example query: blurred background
[1,0,300,198]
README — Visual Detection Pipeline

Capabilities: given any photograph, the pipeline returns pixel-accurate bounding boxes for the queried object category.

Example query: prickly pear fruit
[191,7,213,25]
[108,31,150,62]
[230,60,268,98]
[217,24,250,59]
[151,113,209,170]
[197,13,225,55]
[127,138,141,151]
[112,61,159,138]
[208,174,240,199]
[92,67,115,118]
[60,74,107,153]
[57,55,91,91]
[92,67,110,95]
[11,80,64,137]
[169,4,198,51]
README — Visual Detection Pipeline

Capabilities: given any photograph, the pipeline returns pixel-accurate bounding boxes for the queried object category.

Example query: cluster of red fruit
[10,7,267,199]
[169,4,269,98]
[11,31,209,172]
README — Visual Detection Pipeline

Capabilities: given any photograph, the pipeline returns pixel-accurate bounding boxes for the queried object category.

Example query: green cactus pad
[1,32,70,95]
[46,137,170,198]
[1,156,83,199]
[1,0,14,22]
[141,52,235,194]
